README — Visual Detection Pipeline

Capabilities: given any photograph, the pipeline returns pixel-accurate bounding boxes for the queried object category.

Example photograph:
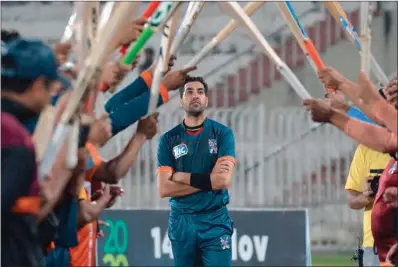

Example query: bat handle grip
[121,27,154,65]
[38,123,70,181]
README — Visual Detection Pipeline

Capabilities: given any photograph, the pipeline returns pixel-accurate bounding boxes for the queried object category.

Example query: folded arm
[157,168,200,198]
[172,158,235,190]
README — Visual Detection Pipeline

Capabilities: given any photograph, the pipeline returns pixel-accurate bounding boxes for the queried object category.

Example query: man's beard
[185,105,205,117]
[186,108,204,117]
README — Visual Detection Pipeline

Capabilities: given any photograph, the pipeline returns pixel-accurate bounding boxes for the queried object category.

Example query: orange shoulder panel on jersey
[85,142,103,182]
[78,186,89,201]
[157,166,174,174]
[218,156,236,165]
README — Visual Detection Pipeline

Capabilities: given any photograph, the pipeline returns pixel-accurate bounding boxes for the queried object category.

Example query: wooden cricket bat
[169,2,205,57]
[97,2,116,37]
[185,1,264,68]
[161,8,180,71]
[324,1,389,84]
[121,2,183,66]
[323,2,360,48]
[220,1,311,100]
[359,2,373,75]
[119,1,160,55]
[38,2,140,180]
[277,2,333,93]
[276,2,306,58]
[60,12,76,43]
[33,3,90,161]
[32,106,57,162]
[148,5,181,115]
[87,2,100,44]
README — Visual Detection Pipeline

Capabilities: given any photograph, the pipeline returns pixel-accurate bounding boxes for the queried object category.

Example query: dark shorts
[168,207,234,267]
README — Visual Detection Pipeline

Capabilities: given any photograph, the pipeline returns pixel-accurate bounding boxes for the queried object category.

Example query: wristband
[78,125,90,148]
[190,173,212,191]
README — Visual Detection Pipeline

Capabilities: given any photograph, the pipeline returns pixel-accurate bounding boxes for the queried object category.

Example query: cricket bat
[324,1,389,84]
[220,1,312,100]
[38,2,140,180]
[277,1,334,93]
[147,6,181,115]
[169,2,205,57]
[121,2,183,66]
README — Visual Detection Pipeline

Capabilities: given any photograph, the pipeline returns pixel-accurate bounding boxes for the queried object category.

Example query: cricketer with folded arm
[157,76,236,266]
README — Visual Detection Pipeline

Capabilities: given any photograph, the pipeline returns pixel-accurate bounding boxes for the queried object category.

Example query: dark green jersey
[157,118,236,214]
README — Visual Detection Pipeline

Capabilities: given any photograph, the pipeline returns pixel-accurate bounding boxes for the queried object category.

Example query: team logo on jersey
[389,161,397,174]
[220,236,230,250]
[209,139,218,154]
[173,143,188,159]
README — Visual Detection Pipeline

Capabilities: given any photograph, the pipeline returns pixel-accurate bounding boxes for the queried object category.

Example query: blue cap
[1,38,64,82]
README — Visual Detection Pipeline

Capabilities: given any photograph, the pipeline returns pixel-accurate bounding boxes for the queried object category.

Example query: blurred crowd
[1,17,196,267]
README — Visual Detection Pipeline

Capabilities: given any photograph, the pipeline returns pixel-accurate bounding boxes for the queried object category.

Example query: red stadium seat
[284,37,294,68]
[227,74,237,107]
[250,58,260,94]
[328,13,337,45]
[215,82,225,108]
[319,20,328,53]
[238,67,249,102]
[262,54,272,88]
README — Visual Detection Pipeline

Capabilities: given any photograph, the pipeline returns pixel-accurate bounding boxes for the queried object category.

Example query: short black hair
[1,29,21,44]
[179,76,208,98]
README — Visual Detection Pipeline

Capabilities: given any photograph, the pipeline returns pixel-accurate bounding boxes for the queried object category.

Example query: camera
[368,176,380,197]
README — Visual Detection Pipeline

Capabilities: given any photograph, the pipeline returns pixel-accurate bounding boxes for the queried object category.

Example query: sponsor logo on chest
[173,143,188,159]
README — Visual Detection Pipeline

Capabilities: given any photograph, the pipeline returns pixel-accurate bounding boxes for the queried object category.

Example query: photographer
[345,144,391,266]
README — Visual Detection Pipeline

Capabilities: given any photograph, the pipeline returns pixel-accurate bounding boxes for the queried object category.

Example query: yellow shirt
[345,145,391,248]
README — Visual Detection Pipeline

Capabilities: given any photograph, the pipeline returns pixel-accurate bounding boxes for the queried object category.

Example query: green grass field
[312,252,356,266]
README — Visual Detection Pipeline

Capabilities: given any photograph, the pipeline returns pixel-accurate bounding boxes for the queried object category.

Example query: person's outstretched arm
[330,110,397,153]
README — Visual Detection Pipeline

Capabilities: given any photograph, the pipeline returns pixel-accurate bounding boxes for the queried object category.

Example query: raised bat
[121,1,183,66]
[278,1,334,93]
[101,2,180,93]
[119,1,161,55]
[161,8,180,70]
[38,2,140,180]
[185,1,264,68]
[359,2,373,75]
[324,1,388,85]
[169,2,205,57]
[147,5,182,115]
[220,1,312,100]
